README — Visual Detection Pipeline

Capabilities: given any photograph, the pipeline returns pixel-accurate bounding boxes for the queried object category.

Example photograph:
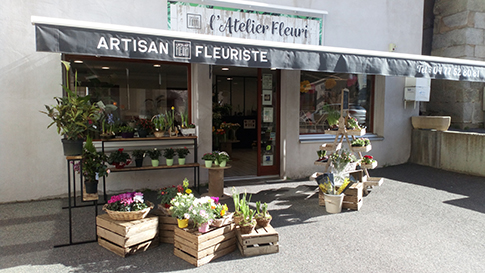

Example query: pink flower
[210,196,220,204]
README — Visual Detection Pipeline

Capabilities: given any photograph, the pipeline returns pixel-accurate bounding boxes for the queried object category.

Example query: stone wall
[427,0,485,129]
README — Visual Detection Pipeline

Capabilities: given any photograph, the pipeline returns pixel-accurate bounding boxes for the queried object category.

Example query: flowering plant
[82,136,109,182]
[202,153,215,160]
[330,149,357,172]
[163,147,176,159]
[135,118,154,132]
[166,106,176,131]
[346,116,361,130]
[230,123,241,130]
[107,148,132,165]
[214,151,230,162]
[146,148,161,160]
[176,147,190,158]
[361,155,376,164]
[351,138,370,147]
[213,202,229,219]
[132,149,146,160]
[105,192,148,212]
[158,178,191,208]
[188,196,217,226]
[170,193,195,220]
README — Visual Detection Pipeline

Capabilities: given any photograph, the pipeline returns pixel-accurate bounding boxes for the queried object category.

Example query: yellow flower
[211,205,216,210]
[186,189,192,194]
[220,209,226,216]
[171,106,175,110]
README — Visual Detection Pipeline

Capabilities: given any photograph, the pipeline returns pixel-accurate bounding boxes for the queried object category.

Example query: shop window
[299,71,373,134]
[64,55,190,129]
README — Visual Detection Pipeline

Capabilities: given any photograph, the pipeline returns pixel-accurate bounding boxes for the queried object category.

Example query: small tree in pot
[82,136,109,193]
[146,148,162,167]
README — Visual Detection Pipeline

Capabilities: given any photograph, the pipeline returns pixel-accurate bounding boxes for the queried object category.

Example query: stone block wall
[427,0,485,129]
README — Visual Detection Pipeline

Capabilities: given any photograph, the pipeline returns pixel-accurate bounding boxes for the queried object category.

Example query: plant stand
[201,165,231,197]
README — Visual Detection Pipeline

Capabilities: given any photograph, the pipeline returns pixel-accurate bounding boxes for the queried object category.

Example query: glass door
[257,69,280,176]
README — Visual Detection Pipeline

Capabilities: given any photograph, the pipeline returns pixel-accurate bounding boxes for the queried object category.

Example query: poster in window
[263,107,273,123]
[244,119,256,129]
[263,74,273,89]
[262,90,272,105]
[262,154,273,166]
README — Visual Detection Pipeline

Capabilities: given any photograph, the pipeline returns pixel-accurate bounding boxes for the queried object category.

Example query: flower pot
[198,222,211,233]
[84,179,98,194]
[256,216,272,227]
[205,160,213,168]
[211,213,233,227]
[411,116,451,131]
[121,132,134,138]
[213,159,219,166]
[135,158,144,167]
[178,158,186,165]
[61,138,84,156]
[239,223,255,234]
[323,193,344,213]
[233,214,243,226]
[181,128,196,136]
[151,159,159,167]
[219,160,227,167]
[166,158,174,166]
[177,218,189,229]
[154,131,164,138]
[137,129,148,138]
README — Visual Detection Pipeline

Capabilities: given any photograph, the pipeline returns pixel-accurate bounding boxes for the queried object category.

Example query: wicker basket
[103,201,154,221]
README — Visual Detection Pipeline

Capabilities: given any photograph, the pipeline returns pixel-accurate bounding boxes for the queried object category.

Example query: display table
[201,165,231,197]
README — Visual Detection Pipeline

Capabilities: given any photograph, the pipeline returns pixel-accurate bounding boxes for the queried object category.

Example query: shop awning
[32,16,485,82]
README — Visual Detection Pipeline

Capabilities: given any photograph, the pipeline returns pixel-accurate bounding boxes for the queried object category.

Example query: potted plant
[323,104,340,130]
[163,147,176,166]
[351,137,372,152]
[316,150,328,162]
[97,101,117,139]
[232,188,251,226]
[202,153,215,168]
[135,118,153,138]
[81,136,109,194]
[170,192,196,228]
[329,149,357,175]
[360,155,377,169]
[146,148,162,167]
[176,147,190,165]
[107,148,132,169]
[158,178,191,213]
[40,62,100,155]
[255,201,272,227]
[132,149,146,167]
[119,126,135,138]
[214,151,230,167]
[166,106,178,137]
[179,110,196,136]
[188,196,216,233]
[103,191,154,220]
[211,200,232,227]
[238,202,256,234]
[152,114,166,138]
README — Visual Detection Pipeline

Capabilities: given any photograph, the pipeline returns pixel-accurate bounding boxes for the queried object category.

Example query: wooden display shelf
[236,224,279,257]
[360,161,378,169]
[101,135,197,142]
[351,144,372,153]
[320,142,342,151]
[109,163,200,172]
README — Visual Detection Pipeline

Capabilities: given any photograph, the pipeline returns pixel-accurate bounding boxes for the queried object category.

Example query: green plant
[215,151,230,162]
[146,148,162,160]
[158,178,191,207]
[351,138,370,147]
[176,147,190,158]
[361,155,376,164]
[40,62,100,140]
[118,126,134,133]
[255,201,271,219]
[323,104,340,128]
[180,109,189,128]
[169,192,195,220]
[346,116,361,130]
[105,192,149,212]
[166,106,176,131]
[152,114,166,131]
[132,149,146,160]
[135,118,153,132]
[239,202,256,227]
[330,149,357,172]
[202,153,215,161]
[163,148,176,159]
[188,196,217,226]
[107,148,131,164]
[82,136,109,182]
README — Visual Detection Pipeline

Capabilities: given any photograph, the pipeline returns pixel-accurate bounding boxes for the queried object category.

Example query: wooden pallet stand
[96,213,159,257]
[236,224,279,257]
[318,182,363,211]
[152,208,178,244]
[174,223,236,267]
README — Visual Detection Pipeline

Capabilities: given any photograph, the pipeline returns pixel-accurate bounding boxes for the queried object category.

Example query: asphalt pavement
[1,163,484,272]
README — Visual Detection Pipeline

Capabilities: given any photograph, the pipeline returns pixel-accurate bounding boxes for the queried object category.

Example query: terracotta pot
[256,216,272,227]
[239,223,255,234]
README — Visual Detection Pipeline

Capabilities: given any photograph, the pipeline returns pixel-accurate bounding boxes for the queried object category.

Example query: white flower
[184,213,190,219]
[174,202,180,207]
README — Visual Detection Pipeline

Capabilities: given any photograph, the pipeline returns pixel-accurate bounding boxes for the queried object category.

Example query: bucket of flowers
[103,191,154,220]
[360,155,377,169]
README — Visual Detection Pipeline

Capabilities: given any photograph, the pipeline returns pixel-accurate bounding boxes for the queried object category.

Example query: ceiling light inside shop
[153,64,161,67]
[271,67,277,70]
[227,77,233,81]
[222,67,229,71]
[74,60,83,64]
[101,66,110,70]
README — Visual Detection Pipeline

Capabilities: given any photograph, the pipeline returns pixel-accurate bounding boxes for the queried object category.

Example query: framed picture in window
[263,90,272,105]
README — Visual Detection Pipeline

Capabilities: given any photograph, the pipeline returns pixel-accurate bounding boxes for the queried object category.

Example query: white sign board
[168,1,323,45]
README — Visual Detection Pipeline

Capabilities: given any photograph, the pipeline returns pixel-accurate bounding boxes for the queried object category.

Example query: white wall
[0,0,424,202]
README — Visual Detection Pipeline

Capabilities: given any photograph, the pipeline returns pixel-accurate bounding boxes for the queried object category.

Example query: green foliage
[323,104,340,127]
[82,136,109,181]
[118,126,134,133]
[107,148,131,164]
[146,148,161,160]
[176,147,190,158]
[152,114,166,131]
[351,138,370,147]
[163,148,176,159]
[132,149,146,160]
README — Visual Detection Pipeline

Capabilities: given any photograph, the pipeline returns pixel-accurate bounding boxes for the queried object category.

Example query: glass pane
[299,72,373,134]
[261,71,277,167]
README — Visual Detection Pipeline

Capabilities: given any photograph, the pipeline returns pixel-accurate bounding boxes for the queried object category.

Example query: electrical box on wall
[404,77,431,101]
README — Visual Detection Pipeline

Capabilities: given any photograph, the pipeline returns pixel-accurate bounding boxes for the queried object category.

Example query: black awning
[33,16,485,82]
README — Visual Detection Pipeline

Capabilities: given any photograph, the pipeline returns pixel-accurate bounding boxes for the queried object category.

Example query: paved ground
[1,163,485,272]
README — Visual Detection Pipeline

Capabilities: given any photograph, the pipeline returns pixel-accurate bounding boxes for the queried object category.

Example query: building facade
[0,0,427,203]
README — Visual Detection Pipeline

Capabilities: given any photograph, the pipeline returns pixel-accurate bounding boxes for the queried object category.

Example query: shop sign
[168,1,323,45]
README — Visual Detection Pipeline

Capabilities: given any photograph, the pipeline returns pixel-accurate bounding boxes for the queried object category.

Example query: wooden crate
[96,213,159,257]
[152,209,178,244]
[236,224,279,257]
[174,224,236,267]
[318,182,363,211]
